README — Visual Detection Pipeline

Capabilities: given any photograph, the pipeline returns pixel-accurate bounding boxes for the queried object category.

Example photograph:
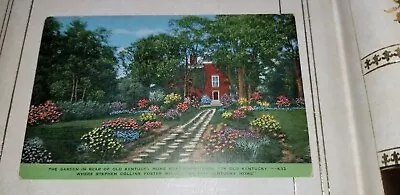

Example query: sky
[55,15,216,50]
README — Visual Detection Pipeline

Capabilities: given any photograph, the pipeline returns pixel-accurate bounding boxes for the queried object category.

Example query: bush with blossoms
[249,114,286,144]
[238,97,248,106]
[113,130,141,143]
[137,98,149,109]
[222,111,233,119]
[27,100,62,126]
[176,102,189,112]
[220,94,232,107]
[109,101,128,112]
[276,95,291,107]
[232,108,246,119]
[200,95,212,104]
[101,118,139,131]
[139,112,157,122]
[21,137,53,163]
[143,121,162,131]
[80,127,124,160]
[190,96,201,108]
[148,105,160,113]
[251,91,262,101]
[164,108,181,120]
[163,93,182,105]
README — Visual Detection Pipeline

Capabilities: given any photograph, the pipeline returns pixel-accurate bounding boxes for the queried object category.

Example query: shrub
[276,95,291,107]
[250,114,281,133]
[139,112,156,122]
[222,111,232,119]
[149,89,165,103]
[101,118,139,131]
[200,95,212,104]
[109,101,128,111]
[238,97,248,106]
[143,121,162,131]
[220,94,232,107]
[251,91,262,101]
[21,137,53,163]
[57,101,110,121]
[176,102,189,112]
[190,96,200,108]
[148,105,160,113]
[80,128,124,160]
[27,100,62,125]
[235,136,282,163]
[165,108,181,120]
[232,109,246,119]
[164,93,182,105]
[137,98,149,109]
[113,129,140,143]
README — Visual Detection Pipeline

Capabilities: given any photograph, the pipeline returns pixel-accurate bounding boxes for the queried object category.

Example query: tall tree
[129,33,183,89]
[31,17,63,105]
[169,16,211,97]
[48,18,118,102]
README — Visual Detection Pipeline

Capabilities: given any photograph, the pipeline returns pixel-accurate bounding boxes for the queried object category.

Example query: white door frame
[211,90,219,100]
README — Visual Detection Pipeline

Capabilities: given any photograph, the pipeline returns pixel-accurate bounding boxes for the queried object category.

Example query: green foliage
[235,137,283,163]
[114,77,149,107]
[129,33,183,87]
[57,101,111,121]
[190,68,206,90]
[32,17,118,104]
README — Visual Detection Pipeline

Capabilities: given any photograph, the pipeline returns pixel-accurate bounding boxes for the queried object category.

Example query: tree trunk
[70,75,75,102]
[74,78,79,102]
[237,67,245,98]
[247,83,252,101]
[183,55,188,97]
[227,68,233,95]
[82,87,86,100]
[293,57,304,98]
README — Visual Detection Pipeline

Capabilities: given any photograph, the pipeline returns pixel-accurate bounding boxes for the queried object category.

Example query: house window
[211,75,219,87]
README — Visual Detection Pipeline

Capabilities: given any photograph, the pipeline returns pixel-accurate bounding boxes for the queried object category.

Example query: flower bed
[27,100,62,125]
[80,127,125,160]
[202,125,282,163]
[21,137,53,163]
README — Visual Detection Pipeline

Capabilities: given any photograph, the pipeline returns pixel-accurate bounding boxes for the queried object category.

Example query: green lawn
[210,109,310,160]
[24,108,203,163]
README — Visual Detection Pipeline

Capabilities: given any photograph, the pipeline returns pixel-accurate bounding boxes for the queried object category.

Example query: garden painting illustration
[20,14,311,167]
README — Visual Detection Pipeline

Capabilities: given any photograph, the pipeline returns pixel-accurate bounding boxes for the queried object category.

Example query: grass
[209,109,310,161]
[24,108,203,163]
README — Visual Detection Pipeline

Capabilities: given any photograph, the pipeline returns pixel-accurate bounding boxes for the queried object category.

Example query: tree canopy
[32,14,302,106]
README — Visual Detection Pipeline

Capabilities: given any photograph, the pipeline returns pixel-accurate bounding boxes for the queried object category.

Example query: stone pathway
[132,108,216,163]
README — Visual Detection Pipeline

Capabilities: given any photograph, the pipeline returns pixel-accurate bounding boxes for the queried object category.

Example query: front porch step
[210,100,222,106]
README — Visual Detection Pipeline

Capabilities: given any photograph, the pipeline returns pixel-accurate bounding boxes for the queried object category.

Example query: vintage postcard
[19,14,312,179]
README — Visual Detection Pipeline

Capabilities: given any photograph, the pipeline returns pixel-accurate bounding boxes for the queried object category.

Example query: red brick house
[168,55,231,104]
[201,61,230,101]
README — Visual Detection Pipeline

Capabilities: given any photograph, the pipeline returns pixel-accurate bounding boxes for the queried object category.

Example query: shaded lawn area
[209,109,310,160]
[24,108,202,163]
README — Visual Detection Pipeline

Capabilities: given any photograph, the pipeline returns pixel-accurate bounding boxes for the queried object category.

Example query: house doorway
[212,90,219,100]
